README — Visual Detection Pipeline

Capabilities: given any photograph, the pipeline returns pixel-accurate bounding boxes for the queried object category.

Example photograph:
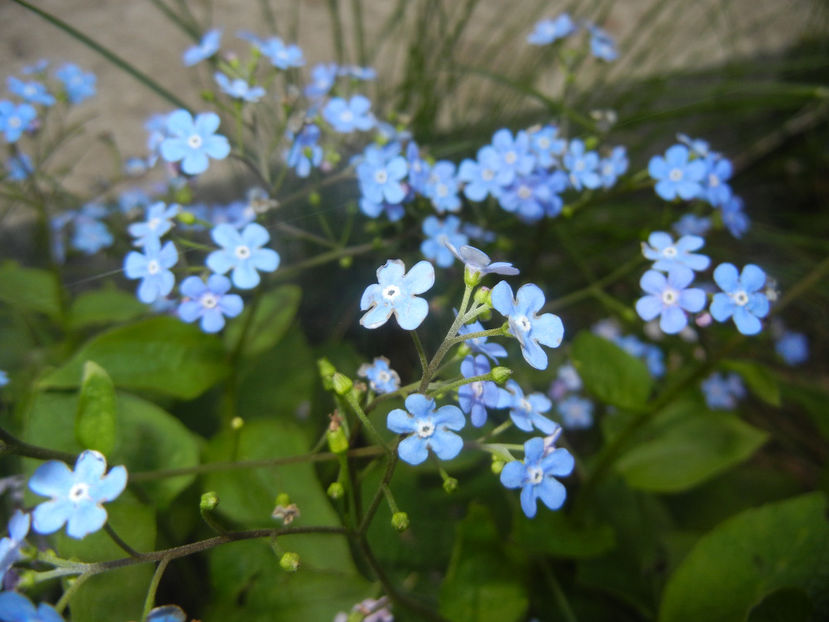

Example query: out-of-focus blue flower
[123,156,148,177]
[29,450,127,539]
[498,172,567,222]
[209,200,256,229]
[673,213,711,237]
[145,112,170,167]
[358,356,401,395]
[285,124,322,178]
[558,395,593,430]
[0,371,8,387]
[146,605,187,622]
[360,259,435,330]
[529,125,566,169]
[775,331,808,366]
[635,267,705,334]
[677,133,710,158]
[178,274,243,333]
[305,63,339,98]
[22,59,49,75]
[128,201,179,247]
[0,510,29,583]
[357,144,408,204]
[182,28,222,66]
[7,76,55,106]
[500,435,574,518]
[588,25,618,61]
[459,319,507,362]
[641,231,710,273]
[563,139,601,190]
[0,101,36,143]
[118,188,151,215]
[0,591,64,622]
[549,363,581,400]
[447,243,519,280]
[387,394,465,465]
[504,380,558,434]
[457,355,510,427]
[458,145,510,201]
[206,223,279,289]
[720,195,750,239]
[213,72,265,102]
[527,14,576,45]
[701,372,745,410]
[54,63,96,103]
[421,216,468,268]
[124,238,178,304]
[491,129,535,185]
[461,223,496,243]
[491,281,564,370]
[359,198,405,222]
[405,142,430,195]
[599,146,628,188]
[71,215,113,255]
[259,36,304,69]
[322,95,375,133]
[642,343,666,378]
[648,144,706,201]
[424,160,460,213]
[6,152,33,181]
[699,155,733,207]
[338,65,377,81]
[160,110,230,175]
[710,263,769,335]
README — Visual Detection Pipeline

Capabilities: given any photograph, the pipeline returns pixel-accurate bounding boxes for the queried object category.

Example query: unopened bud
[279,552,300,572]
[275,493,291,507]
[391,511,410,532]
[308,190,321,206]
[200,491,219,512]
[491,366,512,384]
[327,482,344,499]
[339,256,353,269]
[464,266,483,288]
[491,456,505,475]
[332,373,353,396]
[326,423,349,454]
[473,286,492,308]
[176,210,196,225]
[231,416,244,431]
[442,476,458,494]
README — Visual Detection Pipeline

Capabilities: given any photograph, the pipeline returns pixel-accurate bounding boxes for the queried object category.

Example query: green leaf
[0,260,62,319]
[615,409,767,492]
[68,287,146,330]
[223,285,301,358]
[513,510,615,559]
[721,359,781,407]
[570,331,652,409]
[75,360,117,454]
[40,316,229,399]
[659,493,829,622]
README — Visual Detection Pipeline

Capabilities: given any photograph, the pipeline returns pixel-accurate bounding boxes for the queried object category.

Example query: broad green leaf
[439,504,529,622]
[721,359,781,407]
[570,331,652,409]
[223,285,301,358]
[0,261,62,319]
[615,410,767,492]
[75,360,117,454]
[660,493,829,622]
[513,510,615,559]
[68,287,146,330]
[40,316,229,399]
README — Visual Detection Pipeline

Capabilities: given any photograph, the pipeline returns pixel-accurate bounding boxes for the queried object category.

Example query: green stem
[141,557,171,621]
[419,283,473,392]
[445,327,505,346]
[429,372,502,396]
[344,392,389,451]
[0,426,76,462]
[410,331,429,379]
[104,523,141,557]
[540,559,578,622]
[54,571,93,614]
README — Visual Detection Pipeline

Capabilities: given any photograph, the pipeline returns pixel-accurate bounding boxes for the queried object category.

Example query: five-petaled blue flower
[160,110,231,175]
[0,101,36,143]
[490,128,535,185]
[0,510,29,583]
[673,213,711,237]
[710,263,769,335]
[387,394,465,465]
[424,160,461,213]
[458,355,509,427]
[599,146,628,188]
[421,216,468,268]
[305,62,339,98]
[563,139,601,190]
[775,330,808,366]
[527,14,575,45]
[285,124,323,178]
[701,372,745,410]
[29,449,127,539]
[178,274,243,333]
[500,435,574,518]
[214,72,266,102]
[635,267,705,334]
[206,223,280,289]
[699,155,733,207]
[357,145,408,204]
[7,76,55,106]
[358,356,401,395]
[0,591,64,622]
[529,125,566,168]
[458,145,510,201]
[557,395,594,430]
[641,231,710,273]
[458,319,507,362]
[182,28,222,66]
[648,144,707,201]
[55,63,96,103]
[124,238,179,304]
[504,380,558,434]
[6,152,34,181]
[360,259,435,330]
[491,281,564,370]
[322,95,375,133]
[128,201,179,247]
[588,25,618,61]
[720,195,750,239]
[258,37,305,69]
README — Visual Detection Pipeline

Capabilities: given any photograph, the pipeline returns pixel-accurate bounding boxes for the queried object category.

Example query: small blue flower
[182,28,222,66]
[358,357,401,394]
[0,101,36,143]
[178,275,243,333]
[673,213,711,237]
[500,435,574,518]
[563,139,601,190]
[599,146,628,188]
[549,363,581,400]
[447,244,519,279]
[775,331,808,366]
[527,14,576,45]
[339,65,377,81]
[458,145,510,201]
[357,145,408,204]
[71,215,113,255]
[124,238,179,304]
[458,319,507,362]
[209,200,256,229]
[701,372,745,410]
[457,355,510,427]
[0,591,64,622]
[322,95,375,133]
[144,112,170,167]
[720,195,750,239]
[635,267,706,334]
[54,63,96,103]
[490,129,535,185]
[7,76,55,106]
[160,110,231,175]
[498,172,566,222]
[0,370,8,387]
[128,201,179,247]
[461,223,496,243]
[424,160,461,213]
[557,396,593,430]
[529,125,566,169]
[0,510,29,583]
[699,155,733,207]
[360,259,435,330]
[504,380,558,434]
[648,144,706,201]
[641,231,710,273]
[359,198,405,222]
[206,223,279,289]
[29,450,127,539]
[588,25,618,61]
[677,133,711,158]
[421,216,468,268]
[123,156,148,177]
[710,263,769,335]
[146,605,187,622]
[387,393,465,465]
[22,59,49,75]
[491,281,564,370]
[6,152,33,181]
[285,124,323,178]
[405,142,430,195]
[305,62,339,98]
[214,72,265,102]
[259,37,305,69]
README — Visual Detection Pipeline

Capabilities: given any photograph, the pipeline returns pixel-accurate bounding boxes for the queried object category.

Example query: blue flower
[549,363,581,400]
[6,152,34,181]
[457,355,509,427]
[0,591,64,622]
[458,145,510,201]
[588,25,618,61]
[720,195,750,239]
[563,139,601,190]
[672,213,711,237]
[0,370,8,387]
[178,275,243,333]
[635,267,706,334]
[529,125,566,169]
[641,231,710,273]
[322,95,375,133]
[214,72,265,102]
[527,14,576,45]
[599,146,628,188]
[500,436,574,518]
[22,59,49,75]
[0,510,29,583]
[447,244,519,280]
[123,156,148,177]
[421,216,468,268]
[339,65,377,81]
[118,188,151,215]
[359,198,405,222]
[7,76,55,106]
[206,223,280,289]
[491,281,564,370]
[458,319,507,362]
[775,331,808,366]
[710,263,769,335]
[424,161,461,213]
[160,110,231,175]
[71,215,113,255]
[360,259,435,330]
[498,173,566,222]
[358,357,401,394]
[124,238,179,304]
[209,200,256,229]
[699,155,733,207]
[701,372,745,410]
[490,129,535,185]
[259,37,304,69]
[405,142,430,195]
[54,63,96,103]
[648,144,706,201]
[128,201,179,246]
[305,63,339,98]
[504,380,558,434]
[146,605,187,622]
[461,223,496,243]
[677,133,711,158]
[0,101,36,143]
[357,145,408,204]
[387,394,465,465]
[29,450,127,539]
[557,396,594,430]
[182,28,222,66]
[285,124,323,178]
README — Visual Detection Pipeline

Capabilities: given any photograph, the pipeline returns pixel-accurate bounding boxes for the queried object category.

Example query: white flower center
[69,482,91,503]
[517,184,532,199]
[520,398,532,412]
[708,173,720,187]
[662,246,678,258]
[537,137,550,149]
[527,466,544,485]
[235,245,251,260]
[661,288,678,306]
[376,370,390,383]
[416,419,435,438]
[8,117,21,129]
[732,290,749,306]
[146,259,161,275]
[148,217,161,231]
[515,315,532,332]
[481,168,495,181]
[24,85,36,96]
[574,160,585,172]
[436,183,448,197]
[504,151,517,165]
[201,292,218,309]
[187,134,203,149]
[374,169,388,184]
[382,284,401,301]
[669,168,683,182]
[472,381,484,398]
[340,110,354,123]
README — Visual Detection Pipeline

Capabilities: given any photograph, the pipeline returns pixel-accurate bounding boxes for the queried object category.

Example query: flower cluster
[527,13,618,62]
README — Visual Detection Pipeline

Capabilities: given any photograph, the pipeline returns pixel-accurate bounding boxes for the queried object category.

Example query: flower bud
[464,266,483,288]
[279,552,300,572]
[275,493,291,507]
[491,455,505,475]
[473,286,492,308]
[339,256,353,269]
[308,190,321,206]
[442,476,458,494]
[327,482,344,499]
[200,491,219,512]
[326,422,349,454]
[391,511,410,532]
[332,373,353,396]
[230,416,244,431]
[491,366,512,384]
[176,210,196,225]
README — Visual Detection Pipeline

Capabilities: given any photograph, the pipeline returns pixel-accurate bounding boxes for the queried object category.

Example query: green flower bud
[474,286,492,308]
[200,491,219,512]
[442,476,458,494]
[584,136,600,150]
[391,511,410,532]
[339,256,353,269]
[326,423,349,454]
[327,482,344,499]
[275,493,291,507]
[231,416,244,431]
[561,205,574,218]
[491,366,512,384]
[456,343,471,358]
[491,455,505,475]
[308,190,321,206]
[332,372,353,396]
[176,210,196,225]
[464,266,483,288]
[279,552,300,572]
[317,357,337,390]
